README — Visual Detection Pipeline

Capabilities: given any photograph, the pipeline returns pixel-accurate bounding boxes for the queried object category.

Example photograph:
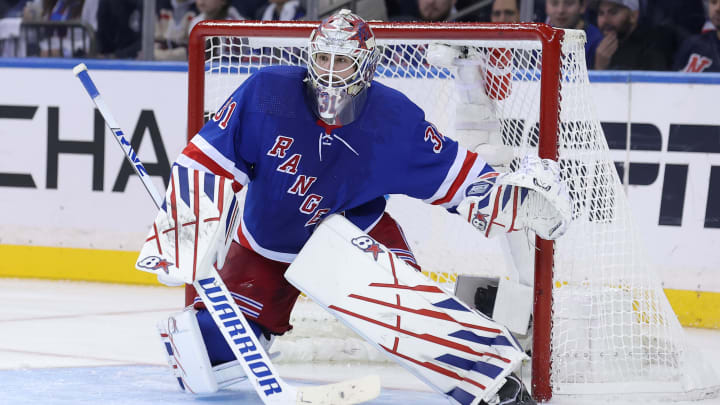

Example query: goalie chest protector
[182,65,491,262]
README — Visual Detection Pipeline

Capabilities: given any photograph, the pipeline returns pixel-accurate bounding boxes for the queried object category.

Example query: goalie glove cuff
[456,172,526,239]
[136,166,241,285]
[457,155,572,240]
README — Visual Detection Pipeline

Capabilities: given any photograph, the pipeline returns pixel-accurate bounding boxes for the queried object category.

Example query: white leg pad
[157,308,279,394]
[157,308,243,394]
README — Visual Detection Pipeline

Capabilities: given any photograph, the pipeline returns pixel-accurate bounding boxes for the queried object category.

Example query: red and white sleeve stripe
[423,149,490,209]
[176,136,250,191]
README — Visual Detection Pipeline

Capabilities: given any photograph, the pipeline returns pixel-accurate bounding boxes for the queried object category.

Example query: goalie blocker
[136,164,240,287]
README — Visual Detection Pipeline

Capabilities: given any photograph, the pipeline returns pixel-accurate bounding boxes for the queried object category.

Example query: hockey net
[187,21,719,401]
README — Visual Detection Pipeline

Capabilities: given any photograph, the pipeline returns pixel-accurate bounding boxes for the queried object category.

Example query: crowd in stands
[0,0,718,72]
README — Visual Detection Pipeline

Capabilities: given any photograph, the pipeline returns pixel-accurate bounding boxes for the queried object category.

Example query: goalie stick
[72,63,381,405]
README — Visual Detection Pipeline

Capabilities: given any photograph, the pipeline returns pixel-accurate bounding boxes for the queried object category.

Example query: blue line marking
[0,57,187,71]
[3,57,720,84]
[589,70,720,84]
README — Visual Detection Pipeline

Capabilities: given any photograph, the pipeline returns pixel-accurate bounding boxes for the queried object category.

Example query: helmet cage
[306,10,378,125]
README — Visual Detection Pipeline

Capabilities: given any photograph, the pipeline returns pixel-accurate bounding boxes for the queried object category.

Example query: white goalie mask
[306,9,379,126]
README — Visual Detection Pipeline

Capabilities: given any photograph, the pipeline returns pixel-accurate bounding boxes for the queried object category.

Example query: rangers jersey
[178,65,492,263]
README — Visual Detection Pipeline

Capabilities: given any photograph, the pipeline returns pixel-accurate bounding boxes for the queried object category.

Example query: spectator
[154,0,197,61]
[386,0,419,20]
[96,0,142,59]
[188,0,243,34]
[1,0,32,57]
[22,0,86,57]
[231,0,264,19]
[2,0,33,18]
[454,0,490,21]
[673,0,720,72]
[330,0,388,21]
[390,0,457,22]
[700,0,718,34]
[640,0,706,46]
[593,0,676,70]
[255,0,304,21]
[491,0,520,22]
[418,0,456,21]
[155,0,197,60]
[79,0,97,31]
[546,0,602,69]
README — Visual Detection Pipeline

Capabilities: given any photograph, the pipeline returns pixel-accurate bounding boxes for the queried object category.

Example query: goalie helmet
[306,9,379,126]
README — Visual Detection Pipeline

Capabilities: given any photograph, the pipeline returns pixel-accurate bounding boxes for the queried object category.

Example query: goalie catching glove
[456,155,572,240]
[135,165,241,286]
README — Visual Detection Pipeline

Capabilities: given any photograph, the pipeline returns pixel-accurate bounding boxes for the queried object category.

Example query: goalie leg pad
[157,308,275,394]
[286,214,529,405]
[157,308,220,394]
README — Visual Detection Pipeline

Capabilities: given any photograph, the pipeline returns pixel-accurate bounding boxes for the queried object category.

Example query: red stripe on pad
[368,283,444,293]
[380,343,465,381]
[348,294,502,333]
[192,170,200,281]
[328,304,510,362]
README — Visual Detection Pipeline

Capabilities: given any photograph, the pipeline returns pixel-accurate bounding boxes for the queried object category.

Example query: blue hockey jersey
[178,65,491,263]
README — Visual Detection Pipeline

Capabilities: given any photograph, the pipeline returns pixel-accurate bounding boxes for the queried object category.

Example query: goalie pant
[191,212,418,365]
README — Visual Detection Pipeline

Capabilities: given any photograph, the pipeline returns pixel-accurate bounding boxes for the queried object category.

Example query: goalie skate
[482,373,535,405]
[156,308,247,394]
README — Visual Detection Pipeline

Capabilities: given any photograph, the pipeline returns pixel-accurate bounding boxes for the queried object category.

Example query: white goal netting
[190,22,719,401]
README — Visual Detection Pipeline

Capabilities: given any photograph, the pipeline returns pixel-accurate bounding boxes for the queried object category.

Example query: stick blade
[296,374,381,404]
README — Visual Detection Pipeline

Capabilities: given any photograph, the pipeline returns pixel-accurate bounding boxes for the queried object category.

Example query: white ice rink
[1,278,719,405]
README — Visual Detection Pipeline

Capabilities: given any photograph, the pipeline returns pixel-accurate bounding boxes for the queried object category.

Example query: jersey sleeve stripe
[428,150,481,207]
[181,136,250,186]
[442,157,492,209]
[423,148,467,205]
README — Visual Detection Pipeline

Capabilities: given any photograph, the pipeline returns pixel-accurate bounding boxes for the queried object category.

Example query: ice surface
[1,279,718,404]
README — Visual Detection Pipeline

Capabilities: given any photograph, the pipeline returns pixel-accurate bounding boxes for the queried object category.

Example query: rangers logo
[471,212,489,232]
[351,236,384,261]
[137,255,174,274]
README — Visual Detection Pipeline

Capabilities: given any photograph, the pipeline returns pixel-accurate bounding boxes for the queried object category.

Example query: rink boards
[0,58,718,328]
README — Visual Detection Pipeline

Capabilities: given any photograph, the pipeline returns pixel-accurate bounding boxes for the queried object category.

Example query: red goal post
[185,20,719,403]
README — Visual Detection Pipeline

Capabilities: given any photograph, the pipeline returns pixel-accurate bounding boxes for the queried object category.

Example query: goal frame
[186,20,566,402]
